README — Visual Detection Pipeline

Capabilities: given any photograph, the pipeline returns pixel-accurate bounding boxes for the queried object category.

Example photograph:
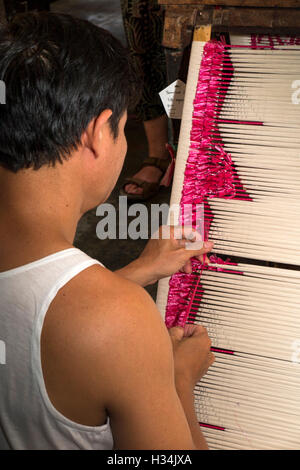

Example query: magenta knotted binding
[165,40,250,328]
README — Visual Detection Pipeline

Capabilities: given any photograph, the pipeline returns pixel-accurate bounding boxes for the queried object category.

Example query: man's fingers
[183,324,208,337]
[169,326,184,342]
[202,352,215,377]
[184,240,214,256]
[183,260,192,274]
[209,352,215,365]
[197,254,211,264]
[173,226,202,243]
[170,324,209,340]
[183,324,199,337]
[170,324,211,343]
[171,227,214,256]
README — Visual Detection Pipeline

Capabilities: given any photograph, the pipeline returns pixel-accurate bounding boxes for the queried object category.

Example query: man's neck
[0,163,85,271]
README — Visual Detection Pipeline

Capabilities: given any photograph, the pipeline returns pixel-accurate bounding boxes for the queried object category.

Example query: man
[0,12,214,450]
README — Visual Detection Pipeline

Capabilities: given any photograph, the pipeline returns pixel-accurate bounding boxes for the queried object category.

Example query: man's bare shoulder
[44,262,166,354]
[54,262,163,325]
[42,263,172,416]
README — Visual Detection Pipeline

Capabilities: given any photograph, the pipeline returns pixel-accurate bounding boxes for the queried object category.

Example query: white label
[292,80,300,104]
[0,340,6,365]
[159,79,186,119]
[291,339,300,364]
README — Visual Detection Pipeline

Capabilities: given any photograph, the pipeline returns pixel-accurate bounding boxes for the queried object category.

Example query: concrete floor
[51,0,171,298]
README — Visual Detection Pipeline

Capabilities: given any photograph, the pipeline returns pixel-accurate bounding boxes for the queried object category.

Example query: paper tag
[159,79,186,119]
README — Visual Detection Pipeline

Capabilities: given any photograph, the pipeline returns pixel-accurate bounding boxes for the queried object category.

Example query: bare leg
[125,114,169,195]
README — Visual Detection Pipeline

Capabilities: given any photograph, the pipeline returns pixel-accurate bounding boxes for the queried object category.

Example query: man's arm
[115,256,155,287]
[41,265,209,449]
[169,325,214,450]
[115,226,213,287]
[100,280,209,449]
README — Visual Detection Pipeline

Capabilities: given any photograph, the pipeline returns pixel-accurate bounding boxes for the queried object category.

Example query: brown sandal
[119,145,175,201]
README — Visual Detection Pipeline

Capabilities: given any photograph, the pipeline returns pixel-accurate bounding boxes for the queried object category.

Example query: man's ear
[82,109,113,157]
[93,109,113,142]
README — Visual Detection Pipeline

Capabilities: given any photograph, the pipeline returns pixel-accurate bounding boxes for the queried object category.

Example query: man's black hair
[0,12,137,172]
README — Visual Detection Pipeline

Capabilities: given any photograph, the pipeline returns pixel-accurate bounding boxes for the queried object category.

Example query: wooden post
[193,24,212,41]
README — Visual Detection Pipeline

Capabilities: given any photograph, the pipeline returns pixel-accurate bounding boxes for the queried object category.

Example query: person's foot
[124,154,169,195]
[124,165,163,195]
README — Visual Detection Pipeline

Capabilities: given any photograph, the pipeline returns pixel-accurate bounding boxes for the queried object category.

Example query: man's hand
[168,324,214,449]
[169,324,215,390]
[140,225,214,281]
[116,225,214,286]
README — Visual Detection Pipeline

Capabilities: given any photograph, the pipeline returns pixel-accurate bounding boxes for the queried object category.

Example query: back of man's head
[0,12,136,173]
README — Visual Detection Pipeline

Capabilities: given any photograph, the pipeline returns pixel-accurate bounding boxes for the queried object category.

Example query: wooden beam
[158,1,300,7]
[162,5,199,48]
[212,7,300,31]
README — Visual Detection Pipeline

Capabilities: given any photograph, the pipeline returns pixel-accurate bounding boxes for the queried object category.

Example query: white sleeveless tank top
[0,248,114,450]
